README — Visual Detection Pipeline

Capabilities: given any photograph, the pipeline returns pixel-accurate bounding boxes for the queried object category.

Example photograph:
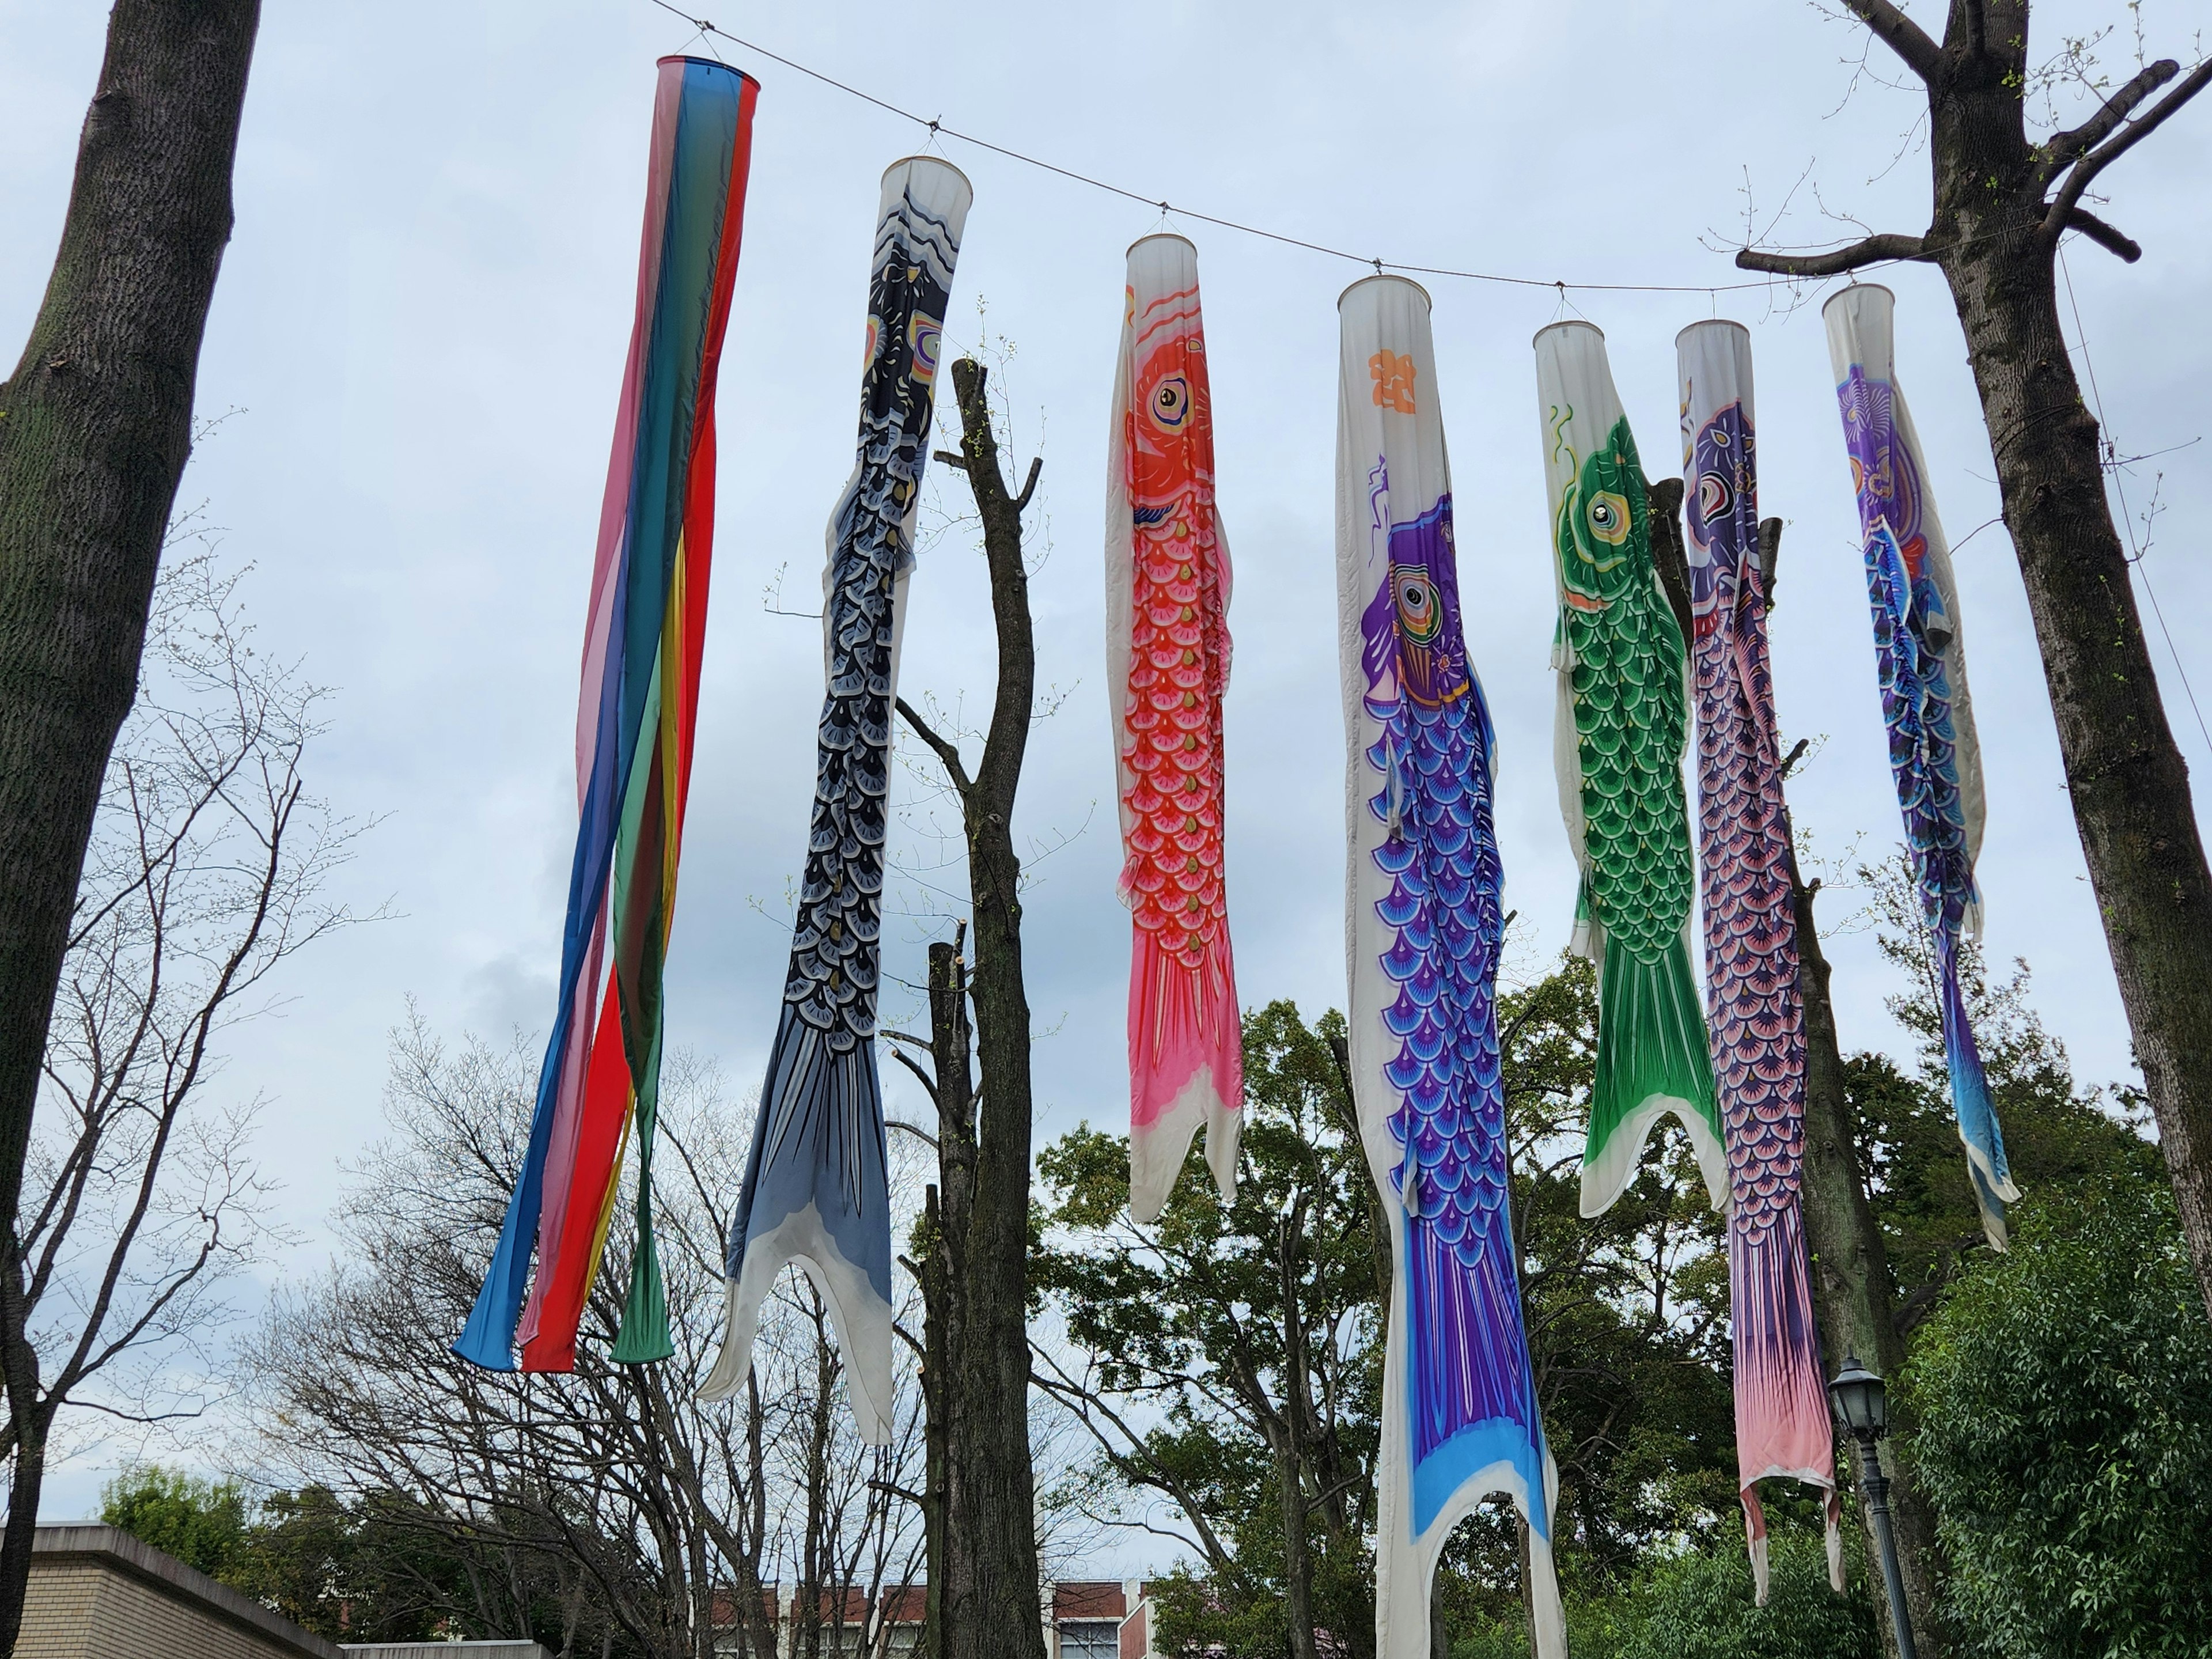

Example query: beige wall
[19,1528,338,1659]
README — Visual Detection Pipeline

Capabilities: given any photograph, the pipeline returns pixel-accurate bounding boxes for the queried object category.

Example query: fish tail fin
[1582,928,1725,1216]
[699,1010,893,1442]
[1731,1197,1840,1599]
[1743,1489,1771,1607]
[1935,929,2016,1249]
[1126,924,1243,1224]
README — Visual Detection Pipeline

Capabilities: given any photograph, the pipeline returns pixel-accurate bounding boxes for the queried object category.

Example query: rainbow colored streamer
[455,55,759,1372]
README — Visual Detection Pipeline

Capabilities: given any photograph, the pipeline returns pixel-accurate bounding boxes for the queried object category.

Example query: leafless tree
[240,1024,928,1659]
[0,550,360,1649]
[893,356,1053,1659]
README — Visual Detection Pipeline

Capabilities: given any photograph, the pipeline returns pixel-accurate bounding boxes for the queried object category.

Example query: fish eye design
[1698,471,1732,523]
[1585,490,1631,547]
[1393,567,1442,646]
[907,313,942,384]
[1150,374,1190,431]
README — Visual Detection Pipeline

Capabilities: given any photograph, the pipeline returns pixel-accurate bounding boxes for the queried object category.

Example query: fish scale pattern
[1837,364,2013,1238]
[1358,475,1531,1457]
[1122,518,1229,967]
[1543,385,1720,1217]
[1109,252,1241,1224]
[1559,419,1696,967]
[1680,382,1836,1584]
[710,166,968,1437]
[1685,406,1804,1232]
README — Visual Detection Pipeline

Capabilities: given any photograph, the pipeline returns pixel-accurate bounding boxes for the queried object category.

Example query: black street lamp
[1828,1354,1918,1659]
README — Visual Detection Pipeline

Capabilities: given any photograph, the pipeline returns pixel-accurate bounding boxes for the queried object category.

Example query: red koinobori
[454,56,759,1373]
[1104,233,1243,1224]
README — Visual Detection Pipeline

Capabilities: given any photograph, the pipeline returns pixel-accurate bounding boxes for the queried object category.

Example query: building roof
[1052,1582,1128,1621]
[32,1524,343,1659]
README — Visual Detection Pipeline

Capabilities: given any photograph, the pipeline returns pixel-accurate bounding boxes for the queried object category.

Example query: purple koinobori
[1334,274,1563,1659]
[1677,320,1840,1603]
[1823,286,2016,1249]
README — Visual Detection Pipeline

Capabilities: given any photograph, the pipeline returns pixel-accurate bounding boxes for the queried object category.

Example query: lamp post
[1829,1353,1918,1659]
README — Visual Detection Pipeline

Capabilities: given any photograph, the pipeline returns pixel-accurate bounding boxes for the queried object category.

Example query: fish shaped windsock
[1105,233,1243,1224]
[454,56,759,1374]
[1823,285,2014,1249]
[1535,321,1726,1219]
[1338,276,1565,1659]
[1677,321,1842,1601]
[699,157,972,1438]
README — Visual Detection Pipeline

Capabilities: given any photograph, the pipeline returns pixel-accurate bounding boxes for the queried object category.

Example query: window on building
[1059,1620,1120,1659]
[883,1623,925,1659]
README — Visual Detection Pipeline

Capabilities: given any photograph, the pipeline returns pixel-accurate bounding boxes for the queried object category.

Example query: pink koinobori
[1104,233,1243,1223]
[1677,320,1842,1601]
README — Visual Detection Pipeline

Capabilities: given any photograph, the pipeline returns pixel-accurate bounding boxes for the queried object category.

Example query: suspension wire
[641,0,1914,298]
[2057,241,2211,759]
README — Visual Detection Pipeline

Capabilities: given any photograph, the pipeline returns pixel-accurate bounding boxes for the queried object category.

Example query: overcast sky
[5,0,2207,1525]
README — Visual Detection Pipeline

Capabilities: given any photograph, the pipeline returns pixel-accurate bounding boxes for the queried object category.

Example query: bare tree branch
[2042,57,2180,172]
[2062,206,2142,262]
[1735,230,1929,276]
[2046,58,2212,239]
[1840,0,1942,81]
[895,695,972,798]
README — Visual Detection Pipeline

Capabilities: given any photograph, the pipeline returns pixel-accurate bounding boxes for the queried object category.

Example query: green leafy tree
[1033,999,1383,1659]
[1495,959,1738,1599]
[100,1465,250,1580]
[1588,1528,1873,1659]
[1903,1180,2212,1657]
[1037,968,1752,1655]
[229,1485,464,1645]
[1846,855,2164,1331]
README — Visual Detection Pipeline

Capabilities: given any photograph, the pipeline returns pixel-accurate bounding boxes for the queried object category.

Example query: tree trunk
[0,0,259,1246]
[1274,1207,1319,1659]
[1929,152,2212,1325]
[1733,1,2212,1328]
[918,934,972,1659]
[906,359,1047,1659]
[0,13,259,1649]
[1790,874,1949,1659]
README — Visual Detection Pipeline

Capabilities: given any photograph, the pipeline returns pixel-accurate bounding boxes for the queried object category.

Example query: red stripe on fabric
[670,75,756,835]
[521,971,633,1373]
[516,901,608,1346]
[577,59,688,797]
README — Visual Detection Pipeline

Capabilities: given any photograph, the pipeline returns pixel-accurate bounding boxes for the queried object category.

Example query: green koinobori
[1533,321,1726,1218]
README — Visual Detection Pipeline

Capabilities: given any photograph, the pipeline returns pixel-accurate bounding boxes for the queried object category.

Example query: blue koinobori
[1334,274,1565,1659]
[1824,283,2017,1249]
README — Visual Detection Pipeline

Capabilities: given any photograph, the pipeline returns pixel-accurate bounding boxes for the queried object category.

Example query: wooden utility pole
[1737,0,2212,1327]
[897,358,1049,1659]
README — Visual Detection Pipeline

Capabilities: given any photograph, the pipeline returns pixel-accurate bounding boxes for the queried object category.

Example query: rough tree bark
[1272,1198,1320,1659]
[1650,497,1947,1656]
[1737,0,2212,1324]
[896,358,1048,1659]
[0,9,258,1645]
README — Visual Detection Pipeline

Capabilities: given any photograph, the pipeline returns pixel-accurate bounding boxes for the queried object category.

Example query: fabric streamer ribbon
[1104,233,1243,1223]
[1677,321,1842,1600]
[1823,285,2015,1249]
[699,157,974,1438]
[454,56,759,1374]
[1534,321,1726,1219]
[1336,276,1565,1659]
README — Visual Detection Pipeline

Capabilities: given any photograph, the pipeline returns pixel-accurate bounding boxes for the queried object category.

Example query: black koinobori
[700,157,972,1438]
